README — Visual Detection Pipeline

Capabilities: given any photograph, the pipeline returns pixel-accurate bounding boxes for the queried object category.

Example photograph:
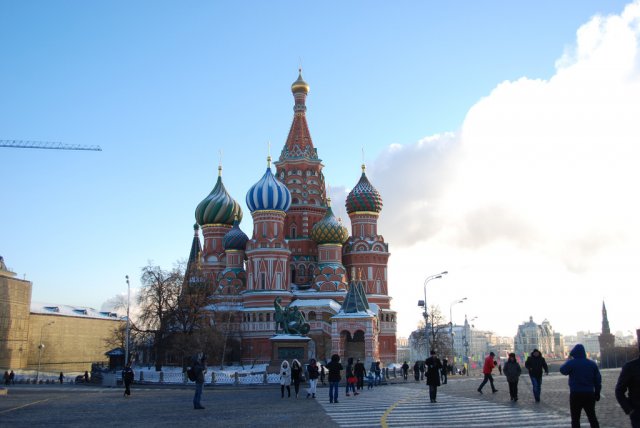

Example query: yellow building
[1,256,123,373]
[0,256,32,369]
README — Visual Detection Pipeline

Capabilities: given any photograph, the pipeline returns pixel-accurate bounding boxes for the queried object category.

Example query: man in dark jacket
[560,344,601,428]
[326,354,343,404]
[616,345,640,428]
[425,351,443,403]
[525,349,549,402]
[122,362,134,398]
[192,355,207,409]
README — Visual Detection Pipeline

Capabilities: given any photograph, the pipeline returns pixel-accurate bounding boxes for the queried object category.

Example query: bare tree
[410,305,452,359]
[137,262,183,370]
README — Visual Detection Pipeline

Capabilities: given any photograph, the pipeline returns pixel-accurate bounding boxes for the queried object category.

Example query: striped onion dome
[223,217,248,251]
[311,200,349,245]
[195,166,243,226]
[246,156,292,212]
[346,164,383,214]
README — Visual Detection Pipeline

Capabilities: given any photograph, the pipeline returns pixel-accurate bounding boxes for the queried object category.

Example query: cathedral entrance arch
[341,330,365,361]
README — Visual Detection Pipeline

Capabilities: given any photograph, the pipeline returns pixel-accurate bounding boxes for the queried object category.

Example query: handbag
[348,376,357,384]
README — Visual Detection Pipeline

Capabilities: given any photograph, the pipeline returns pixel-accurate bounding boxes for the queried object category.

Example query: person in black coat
[413,361,420,381]
[425,350,443,403]
[615,347,640,428]
[401,361,409,381]
[122,363,134,397]
[326,354,343,404]
[354,359,366,391]
[441,359,448,384]
[525,349,548,402]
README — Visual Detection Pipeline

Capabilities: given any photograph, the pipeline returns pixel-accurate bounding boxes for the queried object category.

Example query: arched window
[298,265,306,278]
[258,313,264,322]
[291,226,297,239]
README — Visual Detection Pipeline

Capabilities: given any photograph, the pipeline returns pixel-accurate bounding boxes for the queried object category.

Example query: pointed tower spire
[601,301,611,335]
[279,69,317,162]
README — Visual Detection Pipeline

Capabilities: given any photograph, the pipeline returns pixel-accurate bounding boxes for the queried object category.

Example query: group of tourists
[403,342,639,428]
[3,370,15,385]
[279,355,383,404]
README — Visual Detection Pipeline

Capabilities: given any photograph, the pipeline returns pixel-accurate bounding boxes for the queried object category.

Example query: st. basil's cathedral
[186,71,397,365]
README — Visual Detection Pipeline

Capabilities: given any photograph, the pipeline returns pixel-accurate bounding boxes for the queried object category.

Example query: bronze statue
[273,297,310,335]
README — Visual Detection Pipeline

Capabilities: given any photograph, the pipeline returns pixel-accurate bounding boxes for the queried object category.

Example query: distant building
[514,316,557,357]
[0,255,123,373]
[396,337,410,364]
[565,331,601,357]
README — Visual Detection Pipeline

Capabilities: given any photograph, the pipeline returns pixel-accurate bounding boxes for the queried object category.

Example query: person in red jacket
[477,352,499,394]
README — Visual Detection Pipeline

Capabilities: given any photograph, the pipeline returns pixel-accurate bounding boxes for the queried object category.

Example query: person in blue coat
[560,344,602,428]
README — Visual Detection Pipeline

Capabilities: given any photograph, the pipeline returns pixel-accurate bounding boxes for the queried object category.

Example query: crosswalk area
[318,385,571,427]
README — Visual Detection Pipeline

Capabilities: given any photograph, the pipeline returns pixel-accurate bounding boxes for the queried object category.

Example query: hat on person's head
[508,352,516,358]
[430,350,436,355]
[489,352,495,356]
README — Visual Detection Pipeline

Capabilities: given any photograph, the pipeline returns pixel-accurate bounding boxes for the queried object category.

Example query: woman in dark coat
[503,352,522,401]
[425,350,443,403]
[291,359,302,398]
[413,361,420,381]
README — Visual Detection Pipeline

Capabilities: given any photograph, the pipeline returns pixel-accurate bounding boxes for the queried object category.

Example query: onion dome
[195,166,243,226]
[346,164,383,214]
[311,199,349,245]
[223,217,248,251]
[246,156,292,212]
[291,69,310,94]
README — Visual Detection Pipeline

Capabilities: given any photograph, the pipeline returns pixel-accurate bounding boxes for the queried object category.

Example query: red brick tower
[274,70,327,289]
[343,164,396,362]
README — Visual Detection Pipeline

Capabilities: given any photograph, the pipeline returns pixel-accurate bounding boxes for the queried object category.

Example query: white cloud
[372,1,640,338]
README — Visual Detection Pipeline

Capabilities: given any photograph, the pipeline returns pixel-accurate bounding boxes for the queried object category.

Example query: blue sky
[2,1,637,339]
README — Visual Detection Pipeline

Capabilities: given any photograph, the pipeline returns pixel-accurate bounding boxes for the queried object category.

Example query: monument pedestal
[268,335,311,372]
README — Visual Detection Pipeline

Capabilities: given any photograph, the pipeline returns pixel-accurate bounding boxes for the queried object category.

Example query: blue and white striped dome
[246,161,291,212]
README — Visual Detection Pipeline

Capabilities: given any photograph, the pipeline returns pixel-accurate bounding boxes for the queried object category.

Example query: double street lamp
[36,321,55,382]
[418,271,448,357]
[449,297,467,362]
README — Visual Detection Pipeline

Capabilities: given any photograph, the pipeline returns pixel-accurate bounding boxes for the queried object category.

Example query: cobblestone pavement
[0,369,630,427]
[0,384,337,428]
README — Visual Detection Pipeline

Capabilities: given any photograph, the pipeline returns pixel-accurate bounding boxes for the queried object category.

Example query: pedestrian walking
[326,354,343,404]
[425,350,443,403]
[419,361,425,381]
[345,357,358,396]
[192,354,207,409]
[366,371,375,389]
[319,364,326,386]
[374,361,382,385]
[615,341,640,428]
[59,372,65,384]
[401,361,409,381]
[354,358,366,390]
[498,362,503,375]
[525,348,549,402]
[441,358,448,384]
[413,361,420,381]
[9,370,14,385]
[560,344,601,428]
[306,358,319,399]
[503,353,522,401]
[122,362,134,397]
[3,371,9,386]
[291,359,302,398]
[280,360,291,398]
[84,371,89,383]
[477,351,499,394]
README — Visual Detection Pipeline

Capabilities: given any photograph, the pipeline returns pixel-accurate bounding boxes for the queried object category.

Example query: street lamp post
[462,314,477,376]
[418,271,448,357]
[449,297,467,362]
[36,321,55,382]
[125,275,131,367]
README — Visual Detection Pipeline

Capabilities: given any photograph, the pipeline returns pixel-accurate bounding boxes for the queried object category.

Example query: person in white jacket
[280,360,291,398]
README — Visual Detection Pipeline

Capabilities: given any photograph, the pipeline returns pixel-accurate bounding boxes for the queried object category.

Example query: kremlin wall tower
[188,71,396,365]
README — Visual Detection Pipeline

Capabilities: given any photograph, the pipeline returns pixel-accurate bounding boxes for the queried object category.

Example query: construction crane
[0,140,102,151]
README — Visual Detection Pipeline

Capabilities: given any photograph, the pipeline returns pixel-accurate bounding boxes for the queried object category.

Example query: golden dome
[291,69,310,94]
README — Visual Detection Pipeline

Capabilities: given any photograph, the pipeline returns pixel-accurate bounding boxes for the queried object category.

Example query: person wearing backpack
[122,362,134,398]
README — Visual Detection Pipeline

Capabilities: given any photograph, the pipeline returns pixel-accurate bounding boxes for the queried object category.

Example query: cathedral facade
[188,71,397,365]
